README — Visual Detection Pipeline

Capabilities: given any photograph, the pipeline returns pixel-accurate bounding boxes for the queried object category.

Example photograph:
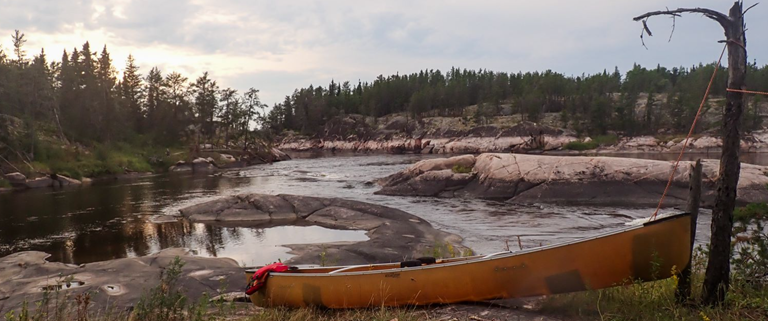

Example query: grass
[19,140,188,179]
[424,241,474,259]
[451,164,473,174]
[4,253,768,321]
[564,134,619,151]
[563,140,599,151]
[6,205,768,321]
[539,248,768,321]
[244,307,424,321]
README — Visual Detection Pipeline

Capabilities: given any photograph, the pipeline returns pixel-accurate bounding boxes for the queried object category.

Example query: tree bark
[676,159,702,303]
[703,1,747,306]
[634,1,749,306]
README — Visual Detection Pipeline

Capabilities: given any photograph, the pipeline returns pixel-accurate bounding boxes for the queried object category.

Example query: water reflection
[0,151,763,264]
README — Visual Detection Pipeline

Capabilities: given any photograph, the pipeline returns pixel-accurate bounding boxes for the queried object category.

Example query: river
[2,152,764,266]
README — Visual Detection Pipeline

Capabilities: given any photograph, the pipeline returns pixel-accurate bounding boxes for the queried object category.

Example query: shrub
[451,164,473,174]
[592,134,619,146]
[563,140,598,151]
[132,256,189,321]
[564,134,618,151]
[732,203,768,284]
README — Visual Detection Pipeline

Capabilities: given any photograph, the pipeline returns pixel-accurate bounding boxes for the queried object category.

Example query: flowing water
[2,151,764,265]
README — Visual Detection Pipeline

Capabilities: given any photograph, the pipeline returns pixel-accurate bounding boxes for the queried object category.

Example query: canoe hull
[248,213,691,308]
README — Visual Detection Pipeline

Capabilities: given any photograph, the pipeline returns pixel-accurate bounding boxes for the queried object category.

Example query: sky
[1,0,766,106]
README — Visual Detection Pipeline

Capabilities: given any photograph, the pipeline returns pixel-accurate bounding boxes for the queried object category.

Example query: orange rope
[650,44,727,221]
[726,88,768,96]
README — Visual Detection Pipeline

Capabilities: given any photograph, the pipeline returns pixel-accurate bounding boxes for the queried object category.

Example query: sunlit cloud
[1,0,765,105]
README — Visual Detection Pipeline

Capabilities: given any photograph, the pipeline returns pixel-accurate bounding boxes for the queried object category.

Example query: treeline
[0,31,266,164]
[266,64,768,137]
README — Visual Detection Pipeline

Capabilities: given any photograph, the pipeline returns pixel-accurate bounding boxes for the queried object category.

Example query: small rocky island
[1,195,464,315]
[376,154,768,207]
[179,193,465,264]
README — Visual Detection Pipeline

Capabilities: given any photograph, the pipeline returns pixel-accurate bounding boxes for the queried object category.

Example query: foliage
[22,139,183,179]
[539,246,768,320]
[132,256,189,321]
[264,63,768,138]
[732,203,768,284]
[451,164,472,174]
[0,32,269,174]
[563,134,619,151]
[0,179,10,188]
[563,140,599,151]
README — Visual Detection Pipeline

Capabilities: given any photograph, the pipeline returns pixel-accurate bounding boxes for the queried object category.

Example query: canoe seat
[416,257,437,264]
[400,260,422,268]
[400,257,437,268]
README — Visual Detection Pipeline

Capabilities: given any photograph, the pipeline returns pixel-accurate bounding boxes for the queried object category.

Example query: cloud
[0,0,766,105]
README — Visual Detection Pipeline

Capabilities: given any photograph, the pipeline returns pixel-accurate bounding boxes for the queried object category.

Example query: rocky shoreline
[1,195,465,315]
[277,115,768,155]
[1,147,292,191]
[376,154,768,207]
[0,248,245,315]
[179,193,466,265]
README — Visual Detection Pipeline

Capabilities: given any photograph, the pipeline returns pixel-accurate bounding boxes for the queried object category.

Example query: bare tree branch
[743,2,759,15]
[641,19,653,36]
[668,11,676,42]
[633,7,731,30]
[639,22,648,50]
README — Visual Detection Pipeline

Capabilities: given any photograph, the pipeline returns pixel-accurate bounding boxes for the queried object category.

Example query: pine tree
[190,72,219,141]
[11,30,27,66]
[120,54,144,133]
[96,45,118,141]
[145,67,164,132]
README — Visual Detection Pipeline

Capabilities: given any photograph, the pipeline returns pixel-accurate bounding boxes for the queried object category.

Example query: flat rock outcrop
[179,194,465,265]
[277,113,768,155]
[3,172,82,189]
[0,248,243,315]
[279,116,575,154]
[376,154,768,207]
[588,131,768,153]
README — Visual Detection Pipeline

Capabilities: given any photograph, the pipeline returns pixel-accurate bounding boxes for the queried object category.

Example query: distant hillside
[265,65,768,138]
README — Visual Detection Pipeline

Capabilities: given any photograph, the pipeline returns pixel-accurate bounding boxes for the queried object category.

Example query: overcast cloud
[1,0,766,105]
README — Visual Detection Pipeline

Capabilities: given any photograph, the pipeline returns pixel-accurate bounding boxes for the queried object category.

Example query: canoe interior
[245,212,692,308]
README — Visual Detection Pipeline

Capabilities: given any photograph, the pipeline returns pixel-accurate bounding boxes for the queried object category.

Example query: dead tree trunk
[634,1,751,305]
[676,159,702,303]
[705,2,747,306]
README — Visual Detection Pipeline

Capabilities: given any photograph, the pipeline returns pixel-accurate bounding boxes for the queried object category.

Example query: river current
[3,151,762,266]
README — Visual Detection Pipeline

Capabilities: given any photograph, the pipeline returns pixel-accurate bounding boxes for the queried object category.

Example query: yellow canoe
[246,212,691,308]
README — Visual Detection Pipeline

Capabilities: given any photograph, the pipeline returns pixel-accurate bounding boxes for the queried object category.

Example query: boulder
[4,172,26,187]
[18,174,82,189]
[0,249,243,316]
[169,161,193,172]
[24,177,53,188]
[193,158,217,172]
[170,158,218,173]
[178,193,466,266]
[271,148,291,161]
[219,153,237,162]
[243,194,297,220]
[377,153,768,207]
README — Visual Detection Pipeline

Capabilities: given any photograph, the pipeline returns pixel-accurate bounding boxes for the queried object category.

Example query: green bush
[733,203,768,284]
[564,134,618,151]
[592,134,619,145]
[133,256,189,321]
[563,140,599,151]
[451,164,473,174]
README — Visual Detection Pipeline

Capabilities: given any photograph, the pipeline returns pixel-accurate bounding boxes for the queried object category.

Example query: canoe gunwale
[247,212,691,278]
